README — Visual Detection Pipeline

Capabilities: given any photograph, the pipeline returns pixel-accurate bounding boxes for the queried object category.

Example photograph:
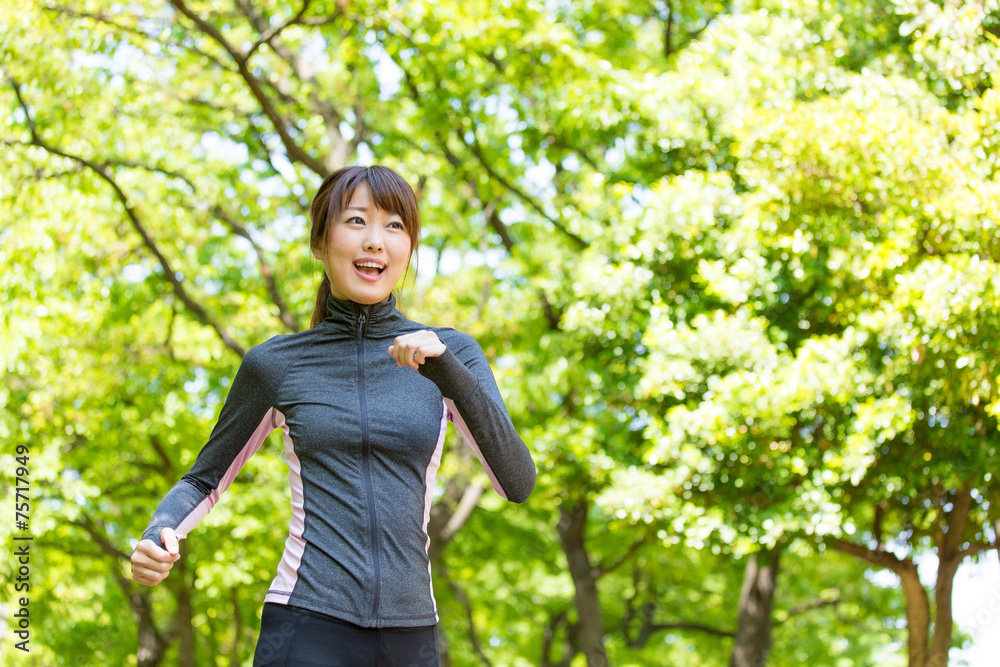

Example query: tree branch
[71,514,172,662]
[388,35,589,250]
[8,69,298,338]
[74,515,131,561]
[210,206,301,332]
[942,487,973,559]
[464,133,589,250]
[167,0,329,175]
[539,291,562,331]
[33,165,85,180]
[483,199,515,252]
[100,159,197,190]
[233,0,349,171]
[475,49,507,74]
[663,1,675,59]
[831,538,911,576]
[3,75,248,356]
[44,3,235,73]
[440,481,486,545]
[592,536,647,578]
[540,609,572,667]
[673,13,720,55]
[149,435,176,475]
[959,541,998,559]
[647,621,734,638]
[3,67,39,142]
[245,0,316,61]
[548,134,604,174]
[228,587,243,667]
[873,501,885,550]
[22,140,247,355]
[176,94,256,117]
[442,567,494,667]
[624,576,735,649]
[43,4,160,42]
[775,596,842,626]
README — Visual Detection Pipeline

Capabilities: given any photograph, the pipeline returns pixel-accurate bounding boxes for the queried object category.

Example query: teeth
[356,261,384,269]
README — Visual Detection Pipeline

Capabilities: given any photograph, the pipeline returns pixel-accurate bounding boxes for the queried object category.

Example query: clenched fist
[388,330,446,370]
[130,527,181,586]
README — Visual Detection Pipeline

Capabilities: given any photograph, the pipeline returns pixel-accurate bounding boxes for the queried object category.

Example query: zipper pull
[357,311,367,335]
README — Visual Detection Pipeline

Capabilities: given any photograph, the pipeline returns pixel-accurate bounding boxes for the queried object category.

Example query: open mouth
[355,261,385,276]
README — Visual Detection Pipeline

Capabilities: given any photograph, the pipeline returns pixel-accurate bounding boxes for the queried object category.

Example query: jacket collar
[320,292,406,337]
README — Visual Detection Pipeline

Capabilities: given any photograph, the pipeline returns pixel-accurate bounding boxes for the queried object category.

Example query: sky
[950,549,1000,666]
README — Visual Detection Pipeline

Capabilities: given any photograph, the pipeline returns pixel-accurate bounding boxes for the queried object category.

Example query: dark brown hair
[309,165,420,328]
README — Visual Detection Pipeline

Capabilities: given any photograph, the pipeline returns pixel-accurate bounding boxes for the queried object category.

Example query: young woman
[130,165,536,666]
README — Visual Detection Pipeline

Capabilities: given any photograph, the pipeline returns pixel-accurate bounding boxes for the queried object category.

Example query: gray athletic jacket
[140,293,535,628]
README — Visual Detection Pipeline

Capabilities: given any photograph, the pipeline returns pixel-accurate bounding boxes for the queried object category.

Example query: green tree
[624,4,1000,665]
[3,1,995,666]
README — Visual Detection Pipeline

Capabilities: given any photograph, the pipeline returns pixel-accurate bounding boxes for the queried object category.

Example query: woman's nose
[363,226,383,251]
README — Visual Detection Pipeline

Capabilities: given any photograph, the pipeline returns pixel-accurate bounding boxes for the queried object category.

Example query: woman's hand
[130,527,181,586]
[389,330,446,370]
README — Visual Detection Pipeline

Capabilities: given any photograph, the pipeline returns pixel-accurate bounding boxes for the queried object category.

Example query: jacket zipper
[356,307,381,625]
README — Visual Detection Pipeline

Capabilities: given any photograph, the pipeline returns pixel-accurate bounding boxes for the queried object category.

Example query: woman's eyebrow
[344,203,402,221]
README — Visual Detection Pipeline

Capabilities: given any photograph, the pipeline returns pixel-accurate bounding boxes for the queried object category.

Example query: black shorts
[252,603,441,667]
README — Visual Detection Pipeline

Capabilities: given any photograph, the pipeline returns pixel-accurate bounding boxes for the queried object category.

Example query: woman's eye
[388,221,405,230]
[348,216,364,225]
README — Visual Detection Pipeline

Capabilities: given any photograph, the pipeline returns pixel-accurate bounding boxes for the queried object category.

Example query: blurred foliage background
[1,0,999,665]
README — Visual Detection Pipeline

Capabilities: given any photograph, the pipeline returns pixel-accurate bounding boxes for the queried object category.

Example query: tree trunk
[927,487,975,667]
[898,561,932,667]
[425,466,486,665]
[133,590,168,667]
[832,486,989,667]
[229,588,243,667]
[439,632,452,667]
[729,547,781,667]
[74,516,169,667]
[996,520,1000,579]
[427,479,485,564]
[928,557,961,667]
[173,543,196,667]
[663,2,675,59]
[833,540,931,667]
[557,500,608,667]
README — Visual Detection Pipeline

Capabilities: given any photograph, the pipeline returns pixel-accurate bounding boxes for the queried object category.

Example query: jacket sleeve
[418,332,535,503]
[139,345,278,550]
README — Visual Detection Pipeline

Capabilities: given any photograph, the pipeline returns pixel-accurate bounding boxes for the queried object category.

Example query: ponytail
[310,272,332,329]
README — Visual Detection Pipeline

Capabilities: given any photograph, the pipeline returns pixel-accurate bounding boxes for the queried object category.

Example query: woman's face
[315,182,412,305]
